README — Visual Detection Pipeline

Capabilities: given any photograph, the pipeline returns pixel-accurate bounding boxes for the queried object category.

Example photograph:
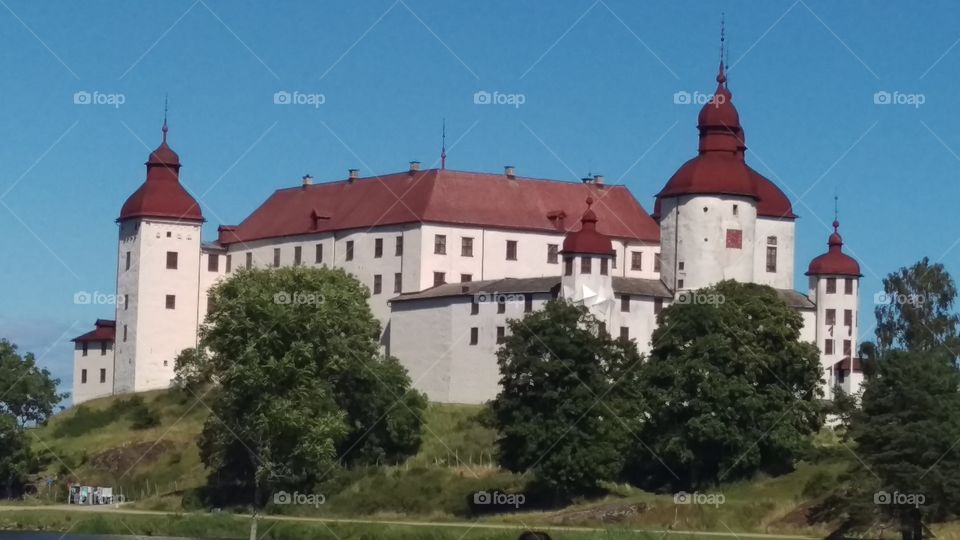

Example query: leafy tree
[198,266,425,507]
[492,300,643,501]
[630,281,823,491]
[843,349,960,534]
[172,347,213,392]
[0,414,33,499]
[875,257,960,356]
[0,339,66,427]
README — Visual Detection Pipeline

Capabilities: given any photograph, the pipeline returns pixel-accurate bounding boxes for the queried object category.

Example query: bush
[801,469,836,499]
[128,397,161,430]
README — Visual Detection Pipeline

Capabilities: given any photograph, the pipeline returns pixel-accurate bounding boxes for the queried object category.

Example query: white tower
[114,121,204,393]
[806,219,862,399]
[560,198,616,323]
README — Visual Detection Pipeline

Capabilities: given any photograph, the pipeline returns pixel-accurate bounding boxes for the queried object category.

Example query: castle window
[81,369,87,384]
[166,251,178,269]
[82,342,88,356]
[506,240,518,261]
[125,251,131,271]
[101,342,107,355]
[678,279,685,289]
[294,246,302,266]
[165,295,176,310]
[620,326,629,340]
[374,238,383,258]
[843,339,852,356]
[123,325,127,342]
[433,272,446,287]
[678,261,685,271]
[733,204,739,215]
[435,235,447,255]
[245,252,252,269]
[226,255,232,273]
[394,273,402,293]
[767,236,777,246]
[99,368,106,383]
[124,294,129,311]
[654,253,661,272]
[654,298,664,314]
[471,297,479,315]
[496,326,506,344]
[470,328,479,345]
[631,251,642,271]
[346,241,354,261]
[461,274,472,283]
[844,309,853,327]
[396,236,404,256]
[373,275,382,295]
[845,278,854,295]
[612,252,617,269]
[524,295,533,313]
[600,258,609,275]
[581,257,592,274]
[208,254,220,272]
[315,244,323,264]
[725,229,742,249]
[826,309,836,325]
[547,244,559,264]
[564,257,573,276]
[824,339,834,355]
[273,248,281,267]
[498,300,506,314]
[621,295,630,313]
[826,277,837,293]
[766,246,777,273]
[461,237,473,257]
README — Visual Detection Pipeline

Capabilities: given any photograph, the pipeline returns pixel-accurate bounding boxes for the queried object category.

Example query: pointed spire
[162,94,169,143]
[440,118,447,170]
[716,14,727,85]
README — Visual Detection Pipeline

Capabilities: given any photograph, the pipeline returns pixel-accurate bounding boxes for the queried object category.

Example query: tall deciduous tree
[0,339,65,427]
[492,300,643,501]
[875,257,960,356]
[198,266,425,506]
[630,281,823,491]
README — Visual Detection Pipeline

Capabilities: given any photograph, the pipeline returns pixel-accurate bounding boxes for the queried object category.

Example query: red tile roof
[119,125,203,223]
[222,169,660,245]
[806,220,861,277]
[72,319,116,343]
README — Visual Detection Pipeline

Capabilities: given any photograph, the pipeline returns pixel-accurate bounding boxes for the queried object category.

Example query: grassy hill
[23,388,847,535]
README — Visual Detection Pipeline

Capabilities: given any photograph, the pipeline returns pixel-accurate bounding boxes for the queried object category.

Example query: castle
[71,61,865,405]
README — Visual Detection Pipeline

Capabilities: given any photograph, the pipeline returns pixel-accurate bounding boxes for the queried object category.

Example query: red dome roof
[750,166,796,219]
[806,221,861,277]
[119,123,202,222]
[659,152,756,199]
[561,198,615,255]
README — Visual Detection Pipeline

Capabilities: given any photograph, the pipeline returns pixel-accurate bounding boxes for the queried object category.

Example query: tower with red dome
[806,219,863,398]
[113,120,204,394]
[655,61,797,293]
[560,198,616,319]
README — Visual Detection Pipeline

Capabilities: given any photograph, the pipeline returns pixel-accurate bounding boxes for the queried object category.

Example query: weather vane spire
[440,118,447,170]
[720,13,726,65]
[162,94,169,142]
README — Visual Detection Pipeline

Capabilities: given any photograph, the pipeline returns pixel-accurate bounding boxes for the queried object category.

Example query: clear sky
[1,0,958,395]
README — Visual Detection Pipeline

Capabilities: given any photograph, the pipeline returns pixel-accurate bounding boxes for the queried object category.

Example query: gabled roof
[223,169,660,245]
[72,319,116,343]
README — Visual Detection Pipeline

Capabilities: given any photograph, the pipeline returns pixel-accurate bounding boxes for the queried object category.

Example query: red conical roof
[806,220,861,277]
[119,122,202,222]
[561,197,615,255]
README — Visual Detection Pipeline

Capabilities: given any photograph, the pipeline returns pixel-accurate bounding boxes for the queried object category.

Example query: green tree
[491,300,643,501]
[198,266,425,507]
[0,414,33,499]
[172,347,213,392]
[844,349,960,534]
[630,281,823,491]
[875,257,960,356]
[0,339,66,427]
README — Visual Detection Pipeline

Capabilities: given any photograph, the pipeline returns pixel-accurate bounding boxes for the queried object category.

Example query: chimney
[504,165,515,178]
[593,174,604,185]
[217,225,238,245]
[302,174,313,186]
[348,168,359,181]
[409,161,421,173]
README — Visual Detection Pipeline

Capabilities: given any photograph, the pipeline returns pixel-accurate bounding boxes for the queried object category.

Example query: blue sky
[1,0,958,395]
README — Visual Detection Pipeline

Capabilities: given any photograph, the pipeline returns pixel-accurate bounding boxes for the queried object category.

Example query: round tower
[114,120,203,394]
[806,220,862,399]
[560,198,615,322]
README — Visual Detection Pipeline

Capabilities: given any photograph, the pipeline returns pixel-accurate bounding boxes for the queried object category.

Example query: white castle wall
[753,218,796,290]
[808,274,860,399]
[72,341,114,404]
